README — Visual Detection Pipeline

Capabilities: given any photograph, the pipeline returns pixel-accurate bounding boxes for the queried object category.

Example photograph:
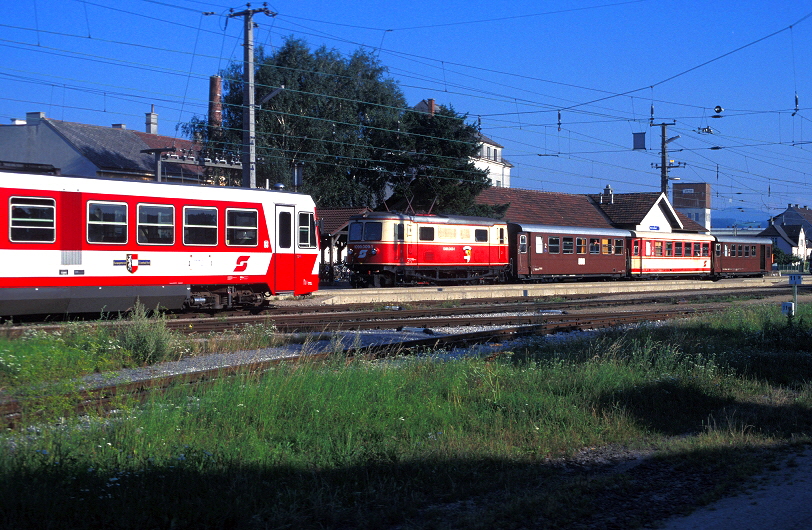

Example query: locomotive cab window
[10,196,56,243]
[137,204,174,245]
[227,208,258,247]
[87,201,127,244]
[297,211,317,248]
[183,206,217,246]
[348,222,363,241]
[419,226,435,241]
[475,229,488,242]
[394,223,404,241]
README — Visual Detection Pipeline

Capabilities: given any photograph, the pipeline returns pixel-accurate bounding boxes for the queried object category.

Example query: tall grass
[2,303,811,528]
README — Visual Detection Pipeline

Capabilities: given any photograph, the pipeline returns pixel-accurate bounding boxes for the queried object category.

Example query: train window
[674,242,683,257]
[576,237,586,254]
[137,204,174,245]
[364,222,383,241]
[535,235,543,253]
[183,206,217,246]
[633,240,640,256]
[548,236,560,254]
[297,211,316,248]
[519,234,527,253]
[226,209,258,247]
[475,229,488,242]
[9,197,56,243]
[751,245,757,256]
[665,241,673,257]
[601,238,611,254]
[744,244,750,257]
[419,226,435,241]
[684,243,692,257]
[278,211,292,249]
[614,239,624,255]
[394,223,404,241]
[499,227,505,244]
[348,222,363,241]
[589,238,600,254]
[87,201,127,244]
[715,243,721,256]
[654,241,663,257]
[563,237,574,254]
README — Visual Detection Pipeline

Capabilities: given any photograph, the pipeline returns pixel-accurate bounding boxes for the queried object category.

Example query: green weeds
[1,303,811,528]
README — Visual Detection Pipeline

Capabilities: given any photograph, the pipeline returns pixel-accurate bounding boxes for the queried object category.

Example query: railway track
[1,304,722,429]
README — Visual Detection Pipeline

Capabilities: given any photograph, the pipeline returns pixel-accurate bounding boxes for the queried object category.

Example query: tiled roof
[476,187,614,227]
[590,192,661,226]
[48,120,154,173]
[476,132,504,149]
[758,223,806,245]
[46,119,204,178]
[674,211,708,232]
[317,207,371,236]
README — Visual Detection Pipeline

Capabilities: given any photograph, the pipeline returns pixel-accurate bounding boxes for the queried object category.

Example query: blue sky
[2,0,811,222]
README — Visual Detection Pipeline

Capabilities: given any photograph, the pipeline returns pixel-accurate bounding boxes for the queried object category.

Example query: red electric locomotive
[346,212,510,287]
[0,172,319,317]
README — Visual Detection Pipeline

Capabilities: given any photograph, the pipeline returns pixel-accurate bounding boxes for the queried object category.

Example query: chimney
[145,105,158,134]
[112,123,127,129]
[209,76,223,128]
[26,112,46,125]
[603,184,614,204]
[427,98,435,116]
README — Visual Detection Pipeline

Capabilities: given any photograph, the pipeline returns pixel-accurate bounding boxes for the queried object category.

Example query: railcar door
[515,232,529,276]
[760,245,767,271]
[274,205,295,293]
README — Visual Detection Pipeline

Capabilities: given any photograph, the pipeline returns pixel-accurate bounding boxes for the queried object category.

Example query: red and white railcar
[629,231,715,278]
[0,172,319,316]
[346,212,509,287]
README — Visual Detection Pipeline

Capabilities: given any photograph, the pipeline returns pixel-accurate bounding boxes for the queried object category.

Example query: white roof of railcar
[630,230,715,241]
[1,172,315,208]
[510,223,631,237]
[713,235,773,245]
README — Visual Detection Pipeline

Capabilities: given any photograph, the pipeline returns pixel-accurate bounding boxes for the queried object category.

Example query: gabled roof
[674,211,709,232]
[589,191,688,231]
[476,187,615,227]
[46,119,204,179]
[47,120,154,173]
[476,132,504,149]
[317,207,371,236]
[759,223,806,245]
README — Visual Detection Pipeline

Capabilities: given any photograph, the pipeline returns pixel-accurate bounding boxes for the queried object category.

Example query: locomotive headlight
[370,247,378,255]
[347,248,354,255]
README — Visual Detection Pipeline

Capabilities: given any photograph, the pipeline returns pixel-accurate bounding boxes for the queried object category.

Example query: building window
[493,149,499,161]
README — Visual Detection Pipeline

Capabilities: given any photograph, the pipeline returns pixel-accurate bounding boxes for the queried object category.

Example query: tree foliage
[189,37,497,214]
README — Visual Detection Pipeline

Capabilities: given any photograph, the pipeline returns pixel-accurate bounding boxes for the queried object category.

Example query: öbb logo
[234,256,250,272]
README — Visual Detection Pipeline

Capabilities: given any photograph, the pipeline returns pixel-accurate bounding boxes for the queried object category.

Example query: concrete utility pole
[229,3,276,189]
[650,122,685,195]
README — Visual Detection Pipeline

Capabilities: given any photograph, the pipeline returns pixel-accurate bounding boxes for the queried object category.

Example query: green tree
[386,104,496,216]
[219,38,406,208]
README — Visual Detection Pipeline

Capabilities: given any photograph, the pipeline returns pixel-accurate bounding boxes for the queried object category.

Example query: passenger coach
[508,223,630,281]
[1,172,319,316]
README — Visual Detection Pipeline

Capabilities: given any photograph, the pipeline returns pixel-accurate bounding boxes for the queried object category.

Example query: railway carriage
[712,235,773,278]
[629,231,715,279]
[346,212,509,287]
[0,172,319,316]
[508,223,630,281]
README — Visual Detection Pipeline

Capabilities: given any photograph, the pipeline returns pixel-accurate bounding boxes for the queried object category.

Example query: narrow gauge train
[0,172,319,317]
[346,212,772,286]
